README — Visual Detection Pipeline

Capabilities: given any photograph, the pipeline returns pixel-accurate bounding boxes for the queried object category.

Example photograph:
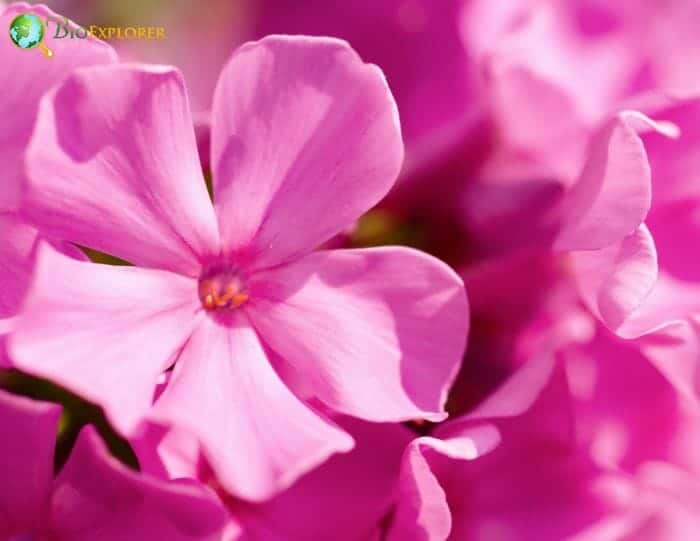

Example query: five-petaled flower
[9,36,469,501]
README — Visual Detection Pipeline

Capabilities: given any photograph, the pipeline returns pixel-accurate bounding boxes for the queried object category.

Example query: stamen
[198,270,249,312]
[232,293,249,308]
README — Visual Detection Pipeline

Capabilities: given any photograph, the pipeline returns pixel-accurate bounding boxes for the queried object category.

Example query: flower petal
[8,243,201,434]
[236,418,412,540]
[0,2,116,211]
[0,214,40,367]
[554,112,676,251]
[386,438,452,541]
[635,319,700,407]
[211,35,403,269]
[571,224,659,335]
[23,64,220,276]
[0,214,38,320]
[247,246,468,422]
[151,316,354,502]
[386,429,502,541]
[49,426,227,540]
[253,1,480,179]
[0,390,59,535]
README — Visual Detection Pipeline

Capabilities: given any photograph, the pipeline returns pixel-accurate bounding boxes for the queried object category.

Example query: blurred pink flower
[458,0,700,258]
[10,36,469,501]
[0,389,227,539]
[457,3,700,412]
[397,330,700,540]
[564,96,700,403]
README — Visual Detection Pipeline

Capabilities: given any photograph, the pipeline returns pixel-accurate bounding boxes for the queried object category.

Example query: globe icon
[9,13,45,50]
[9,13,53,57]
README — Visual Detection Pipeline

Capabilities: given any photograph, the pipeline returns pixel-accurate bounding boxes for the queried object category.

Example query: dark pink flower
[0,389,227,539]
[10,36,468,501]
[389,341,700,540]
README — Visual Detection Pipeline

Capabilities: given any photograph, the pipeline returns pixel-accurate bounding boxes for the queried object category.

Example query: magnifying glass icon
[9,13,54,58]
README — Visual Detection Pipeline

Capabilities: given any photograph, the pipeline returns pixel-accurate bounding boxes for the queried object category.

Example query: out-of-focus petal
[211,36,403,270]
[151,316,353,502]
[571,224,658,335]
[247,247,468,423]
[442,365,618,541]
[554,112,676,251]
[23,64,220,276]
[49,426,227,540]
[9,243,201,434]
[635,320,700,407]
[448,354,557,425]
[0,2,116,211]
[0,390,59,536]
[641,96,700,205]
[254,0,480,178]
[620,463,700,540]
[565,328,693,469]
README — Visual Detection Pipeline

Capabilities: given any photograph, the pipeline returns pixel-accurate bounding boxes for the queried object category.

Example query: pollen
[198,270,249,311]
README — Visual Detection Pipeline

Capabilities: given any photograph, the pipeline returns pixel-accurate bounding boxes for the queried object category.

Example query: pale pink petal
[386,434,496,541]
[0,317,15,336]
[571,224,659,335]
[0,2,116,211]
[49,426,227,540]
[387,447,449,541]
[0,214,38,320]
[0,390,59,535]
[132,421,203,482]
[482,62,589,180]
[9,243,201,434]
[0,213,88,367]
[151,316,354,502]
[579,97,700,337]
[247,247,468,422]
[554,112,676,251]
[211,35,403,269]
[23,64,220,276]
[0,214,40,367]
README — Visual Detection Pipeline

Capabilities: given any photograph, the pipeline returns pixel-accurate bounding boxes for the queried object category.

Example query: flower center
[198,267,249,311]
